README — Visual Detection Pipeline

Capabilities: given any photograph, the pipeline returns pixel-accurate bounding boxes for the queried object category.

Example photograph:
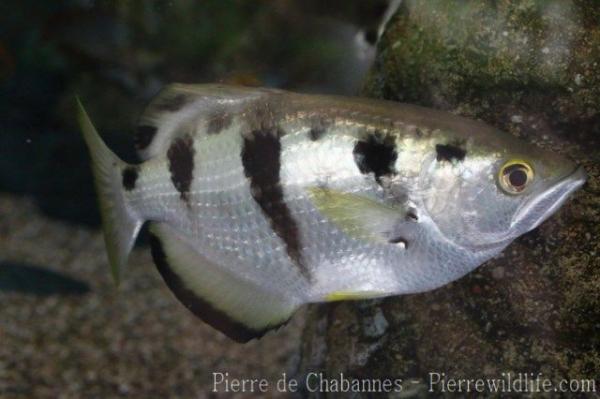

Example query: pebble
[492,266,505,279]
[363,308,389,338]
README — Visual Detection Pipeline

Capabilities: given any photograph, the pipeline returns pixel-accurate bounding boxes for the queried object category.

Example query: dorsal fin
[135,84,284,160]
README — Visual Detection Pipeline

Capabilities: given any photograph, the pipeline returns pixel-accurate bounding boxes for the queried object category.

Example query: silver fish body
[77,84,586,342]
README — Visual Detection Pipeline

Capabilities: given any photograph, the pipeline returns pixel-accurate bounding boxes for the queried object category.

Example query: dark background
[0,0,391,227]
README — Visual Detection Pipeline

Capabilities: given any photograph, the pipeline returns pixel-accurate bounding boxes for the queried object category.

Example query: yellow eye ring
[498,159,534,194]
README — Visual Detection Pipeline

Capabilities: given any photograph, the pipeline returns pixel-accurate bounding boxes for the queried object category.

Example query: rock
[299,1,599,396]
[362,307,389,338]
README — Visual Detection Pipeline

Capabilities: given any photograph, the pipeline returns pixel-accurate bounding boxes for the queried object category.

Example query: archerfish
[77,84,586,343]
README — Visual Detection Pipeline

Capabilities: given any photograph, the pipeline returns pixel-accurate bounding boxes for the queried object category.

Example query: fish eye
[498,160,534,194]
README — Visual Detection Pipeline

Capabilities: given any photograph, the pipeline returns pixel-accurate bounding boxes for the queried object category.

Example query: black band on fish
[167,135,195,203]
[241,128,310,279]
[134,125,158,151]
[122,166,139,191]
[148,232,281,342]
[206,111,234,135]
[353,133,398,182]
[436,143,466,162]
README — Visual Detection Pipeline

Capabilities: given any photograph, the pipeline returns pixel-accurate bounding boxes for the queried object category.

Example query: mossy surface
[366,0,600,129]
[300,1,599,397]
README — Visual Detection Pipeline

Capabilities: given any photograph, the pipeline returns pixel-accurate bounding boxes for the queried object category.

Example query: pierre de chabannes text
[212,372,596,394]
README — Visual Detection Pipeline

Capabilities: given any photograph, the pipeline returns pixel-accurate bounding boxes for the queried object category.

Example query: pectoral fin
[308,187,405,244]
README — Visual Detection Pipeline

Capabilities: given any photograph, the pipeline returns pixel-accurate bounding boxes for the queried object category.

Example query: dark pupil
[509,168,527,187]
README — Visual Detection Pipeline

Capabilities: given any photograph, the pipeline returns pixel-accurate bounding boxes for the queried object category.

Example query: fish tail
[76,97,143,285]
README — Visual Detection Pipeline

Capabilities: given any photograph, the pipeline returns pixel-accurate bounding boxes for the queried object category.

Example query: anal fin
[148,223,298,342]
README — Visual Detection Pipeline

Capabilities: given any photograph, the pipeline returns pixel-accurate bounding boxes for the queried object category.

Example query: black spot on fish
[167,135,195,203]
[155,93,190,112]
[406,210,418,221]
[241,128,309,279]
[307,117,331,141]
[436,143,466,162]
[134,125,157,151]
[122,166,139,191]
[149,232,282,342]
[207,112,233,135]
[308,126,326,141]
[353,133,398,181]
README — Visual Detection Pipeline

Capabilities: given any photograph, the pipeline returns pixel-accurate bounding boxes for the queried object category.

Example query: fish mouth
[511,165,587,232]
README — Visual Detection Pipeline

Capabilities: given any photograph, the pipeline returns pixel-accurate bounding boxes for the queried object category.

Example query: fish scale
[76,84,586,342]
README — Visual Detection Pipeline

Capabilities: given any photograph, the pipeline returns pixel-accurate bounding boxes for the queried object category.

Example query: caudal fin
[76,98,142,284]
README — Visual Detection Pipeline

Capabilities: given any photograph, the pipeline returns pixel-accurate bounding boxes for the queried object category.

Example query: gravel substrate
[0,194,305,398]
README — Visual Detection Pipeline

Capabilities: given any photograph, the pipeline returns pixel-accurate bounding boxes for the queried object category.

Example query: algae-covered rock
[299,1,599,397]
